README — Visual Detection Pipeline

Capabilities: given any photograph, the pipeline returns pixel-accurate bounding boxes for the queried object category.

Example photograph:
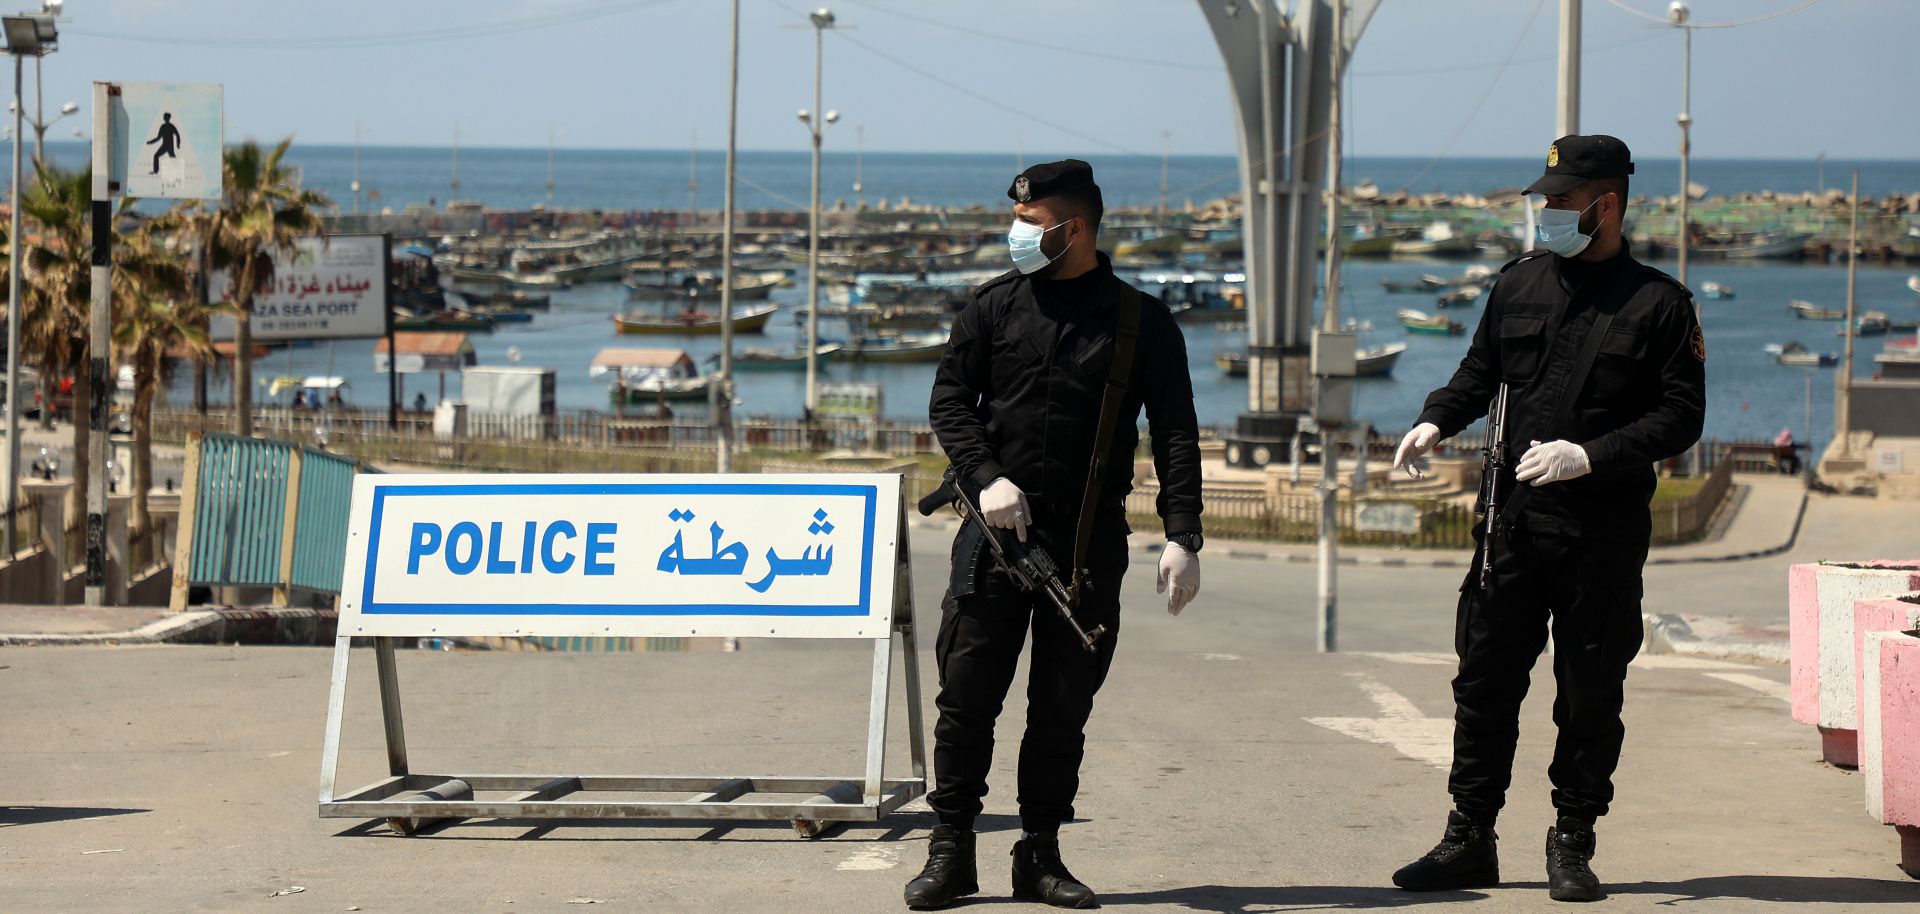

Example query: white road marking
[1631,655,1753,670]
[1193,653,1242,662]
[1305,673,1455,770]
[1704,672,1791,703]
[837,847,900,872]
[1351,651,1455,666]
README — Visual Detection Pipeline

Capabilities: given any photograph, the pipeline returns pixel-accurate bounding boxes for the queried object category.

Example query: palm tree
[19,164,188,527]
[204,138,332,436]
[111,219,201,536]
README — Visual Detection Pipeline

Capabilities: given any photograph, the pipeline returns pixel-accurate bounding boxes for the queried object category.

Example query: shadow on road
[0,806,151,828]
[1095,876,1919,911]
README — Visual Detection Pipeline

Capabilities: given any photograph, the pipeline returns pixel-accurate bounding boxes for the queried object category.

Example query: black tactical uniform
[1413,141,1706,835]
[927,247,1202,833]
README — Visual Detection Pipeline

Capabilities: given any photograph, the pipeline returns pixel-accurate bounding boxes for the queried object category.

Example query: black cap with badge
[1008,158,1097,203]
[1523,134,1635,196]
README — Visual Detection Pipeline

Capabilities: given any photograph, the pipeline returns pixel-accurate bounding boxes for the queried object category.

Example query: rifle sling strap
[1498,276,1626,525]
[1069,282,1143,605]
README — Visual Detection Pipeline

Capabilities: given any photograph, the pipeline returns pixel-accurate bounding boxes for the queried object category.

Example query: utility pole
[717,3,740,472]
[1158,129,1171,231]
[1557,0,1581,137]
[1671,2,1692,293]
[1838,170,1859,460]
[449,122,459,205]
[799,8,840,424]
[1315,0,1347,655]
[351,121,362,215]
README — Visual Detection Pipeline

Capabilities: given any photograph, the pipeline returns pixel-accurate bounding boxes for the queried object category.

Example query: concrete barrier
[1859,629,1920,878]
[1788,562,1920,767]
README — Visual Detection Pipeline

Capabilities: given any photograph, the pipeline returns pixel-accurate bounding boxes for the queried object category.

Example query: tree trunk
[131,361,155,538]
[37,366,54,430]
[234,258,255,437]
[193,360,207,416]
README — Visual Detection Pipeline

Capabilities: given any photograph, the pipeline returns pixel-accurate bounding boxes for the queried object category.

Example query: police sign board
[107,82,223,200]
[210,235,390,341]
[338,473,902,640]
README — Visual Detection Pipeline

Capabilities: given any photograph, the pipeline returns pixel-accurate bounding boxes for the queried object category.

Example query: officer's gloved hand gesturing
[1392,423,1442,479]
[1515,439,1592,487]
[979,477,1031,542]
[1157,544,1199,616]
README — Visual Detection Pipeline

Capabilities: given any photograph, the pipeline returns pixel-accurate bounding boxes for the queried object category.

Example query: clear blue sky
[37,0,1917,159]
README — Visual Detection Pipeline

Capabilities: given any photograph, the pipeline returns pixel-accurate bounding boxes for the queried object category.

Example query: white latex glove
[979,477,1031,542]
[1392,423,1442,479]
[1514,439,1592,487]
[1156,543,1200,616]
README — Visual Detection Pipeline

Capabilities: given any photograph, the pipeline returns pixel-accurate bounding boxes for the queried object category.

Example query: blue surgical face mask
[1008,218,1072,275]
[1533,196,1602,258]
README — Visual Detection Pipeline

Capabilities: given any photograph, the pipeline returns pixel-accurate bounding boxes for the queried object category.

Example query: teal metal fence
[187,433,368,595]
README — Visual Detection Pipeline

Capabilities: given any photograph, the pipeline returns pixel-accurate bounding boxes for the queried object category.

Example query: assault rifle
[1478,382,1511,591]
[917,468,1107,652]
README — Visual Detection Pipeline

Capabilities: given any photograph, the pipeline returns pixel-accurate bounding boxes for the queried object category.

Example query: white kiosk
[317,473,926,835]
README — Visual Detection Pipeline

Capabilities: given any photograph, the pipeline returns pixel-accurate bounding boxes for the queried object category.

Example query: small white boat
[1701,281,1735,300]
[1906,274,1920,295]
[1775,341,1837,368]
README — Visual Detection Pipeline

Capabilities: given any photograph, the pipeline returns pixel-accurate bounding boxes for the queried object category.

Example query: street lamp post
[2,2,57,563]
[799,7,840,425]
[351,121,363,215]
[1670,1,1692,292]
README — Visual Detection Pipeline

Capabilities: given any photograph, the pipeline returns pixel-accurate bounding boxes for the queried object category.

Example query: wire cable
[68,0,686,50]
[1393,0,1549,194]
[1604,0,1827,29]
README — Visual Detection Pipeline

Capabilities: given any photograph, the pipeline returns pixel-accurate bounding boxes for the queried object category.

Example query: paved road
[3,549,1915,912]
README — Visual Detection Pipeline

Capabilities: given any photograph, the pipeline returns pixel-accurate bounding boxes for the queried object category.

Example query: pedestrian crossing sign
[105,82,224,200]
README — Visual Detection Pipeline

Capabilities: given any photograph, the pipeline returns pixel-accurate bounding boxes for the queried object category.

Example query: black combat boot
[904,824,978,909]
[1010,832,1098,909]
[1545,817,1603,902]
[1392,810,1501,891]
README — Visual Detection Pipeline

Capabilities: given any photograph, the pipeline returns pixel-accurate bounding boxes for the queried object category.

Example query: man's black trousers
[1449,523,1648,824]
[928,523,1127,834]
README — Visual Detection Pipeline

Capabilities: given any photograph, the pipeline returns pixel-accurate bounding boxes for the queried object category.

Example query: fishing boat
[1436,286,1483,309]
[1380,274,1447,293]
[1691,229,1814,260]
[1789,299,1846,320]
[709,343,844,371]
[623,269,786,301]
[1907,274,1920,295]
[592,347,711,403]
[1700,281,1735,300]
[472,306,532,324]
[1391,222,1476,258]
[1774,341,1837,368]
[1875,336,1920,378]
[392,308,496,332]
[1398,308,1464,336]
[1216,351,1247,377]
[454,288,551,310]
[1355,341,1408,377]
[1847,311,1892,337]
[1112,232,1186,262]
[834,331,947,363]
[613,302,778,336]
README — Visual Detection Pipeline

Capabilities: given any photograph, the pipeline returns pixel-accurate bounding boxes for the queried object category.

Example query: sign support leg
[318,634,354,804]
[375,636,411,776]
[863,634,892,803]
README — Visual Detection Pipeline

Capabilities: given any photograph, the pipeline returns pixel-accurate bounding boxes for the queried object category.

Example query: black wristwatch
[1167,532,1204,554]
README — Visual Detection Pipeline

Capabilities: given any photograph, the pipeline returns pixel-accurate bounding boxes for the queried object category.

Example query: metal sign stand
[316,495,927,838]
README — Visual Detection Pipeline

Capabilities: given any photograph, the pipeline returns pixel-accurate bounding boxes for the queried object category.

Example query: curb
[0,606,337,648]
[1641,612,1791,665]
[1645,490,1808,566]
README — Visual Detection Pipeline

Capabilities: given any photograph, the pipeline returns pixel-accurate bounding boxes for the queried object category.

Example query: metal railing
[1,497,42,559]
[1651,458,1736,545]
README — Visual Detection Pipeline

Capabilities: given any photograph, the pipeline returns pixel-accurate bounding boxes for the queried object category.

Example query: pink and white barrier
[1860,628,1920,878]
[1788,562,1920,767]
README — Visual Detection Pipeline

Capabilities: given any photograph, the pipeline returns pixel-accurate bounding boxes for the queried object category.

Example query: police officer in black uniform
[905,160,1205,909]
[1387,136,1706,903]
